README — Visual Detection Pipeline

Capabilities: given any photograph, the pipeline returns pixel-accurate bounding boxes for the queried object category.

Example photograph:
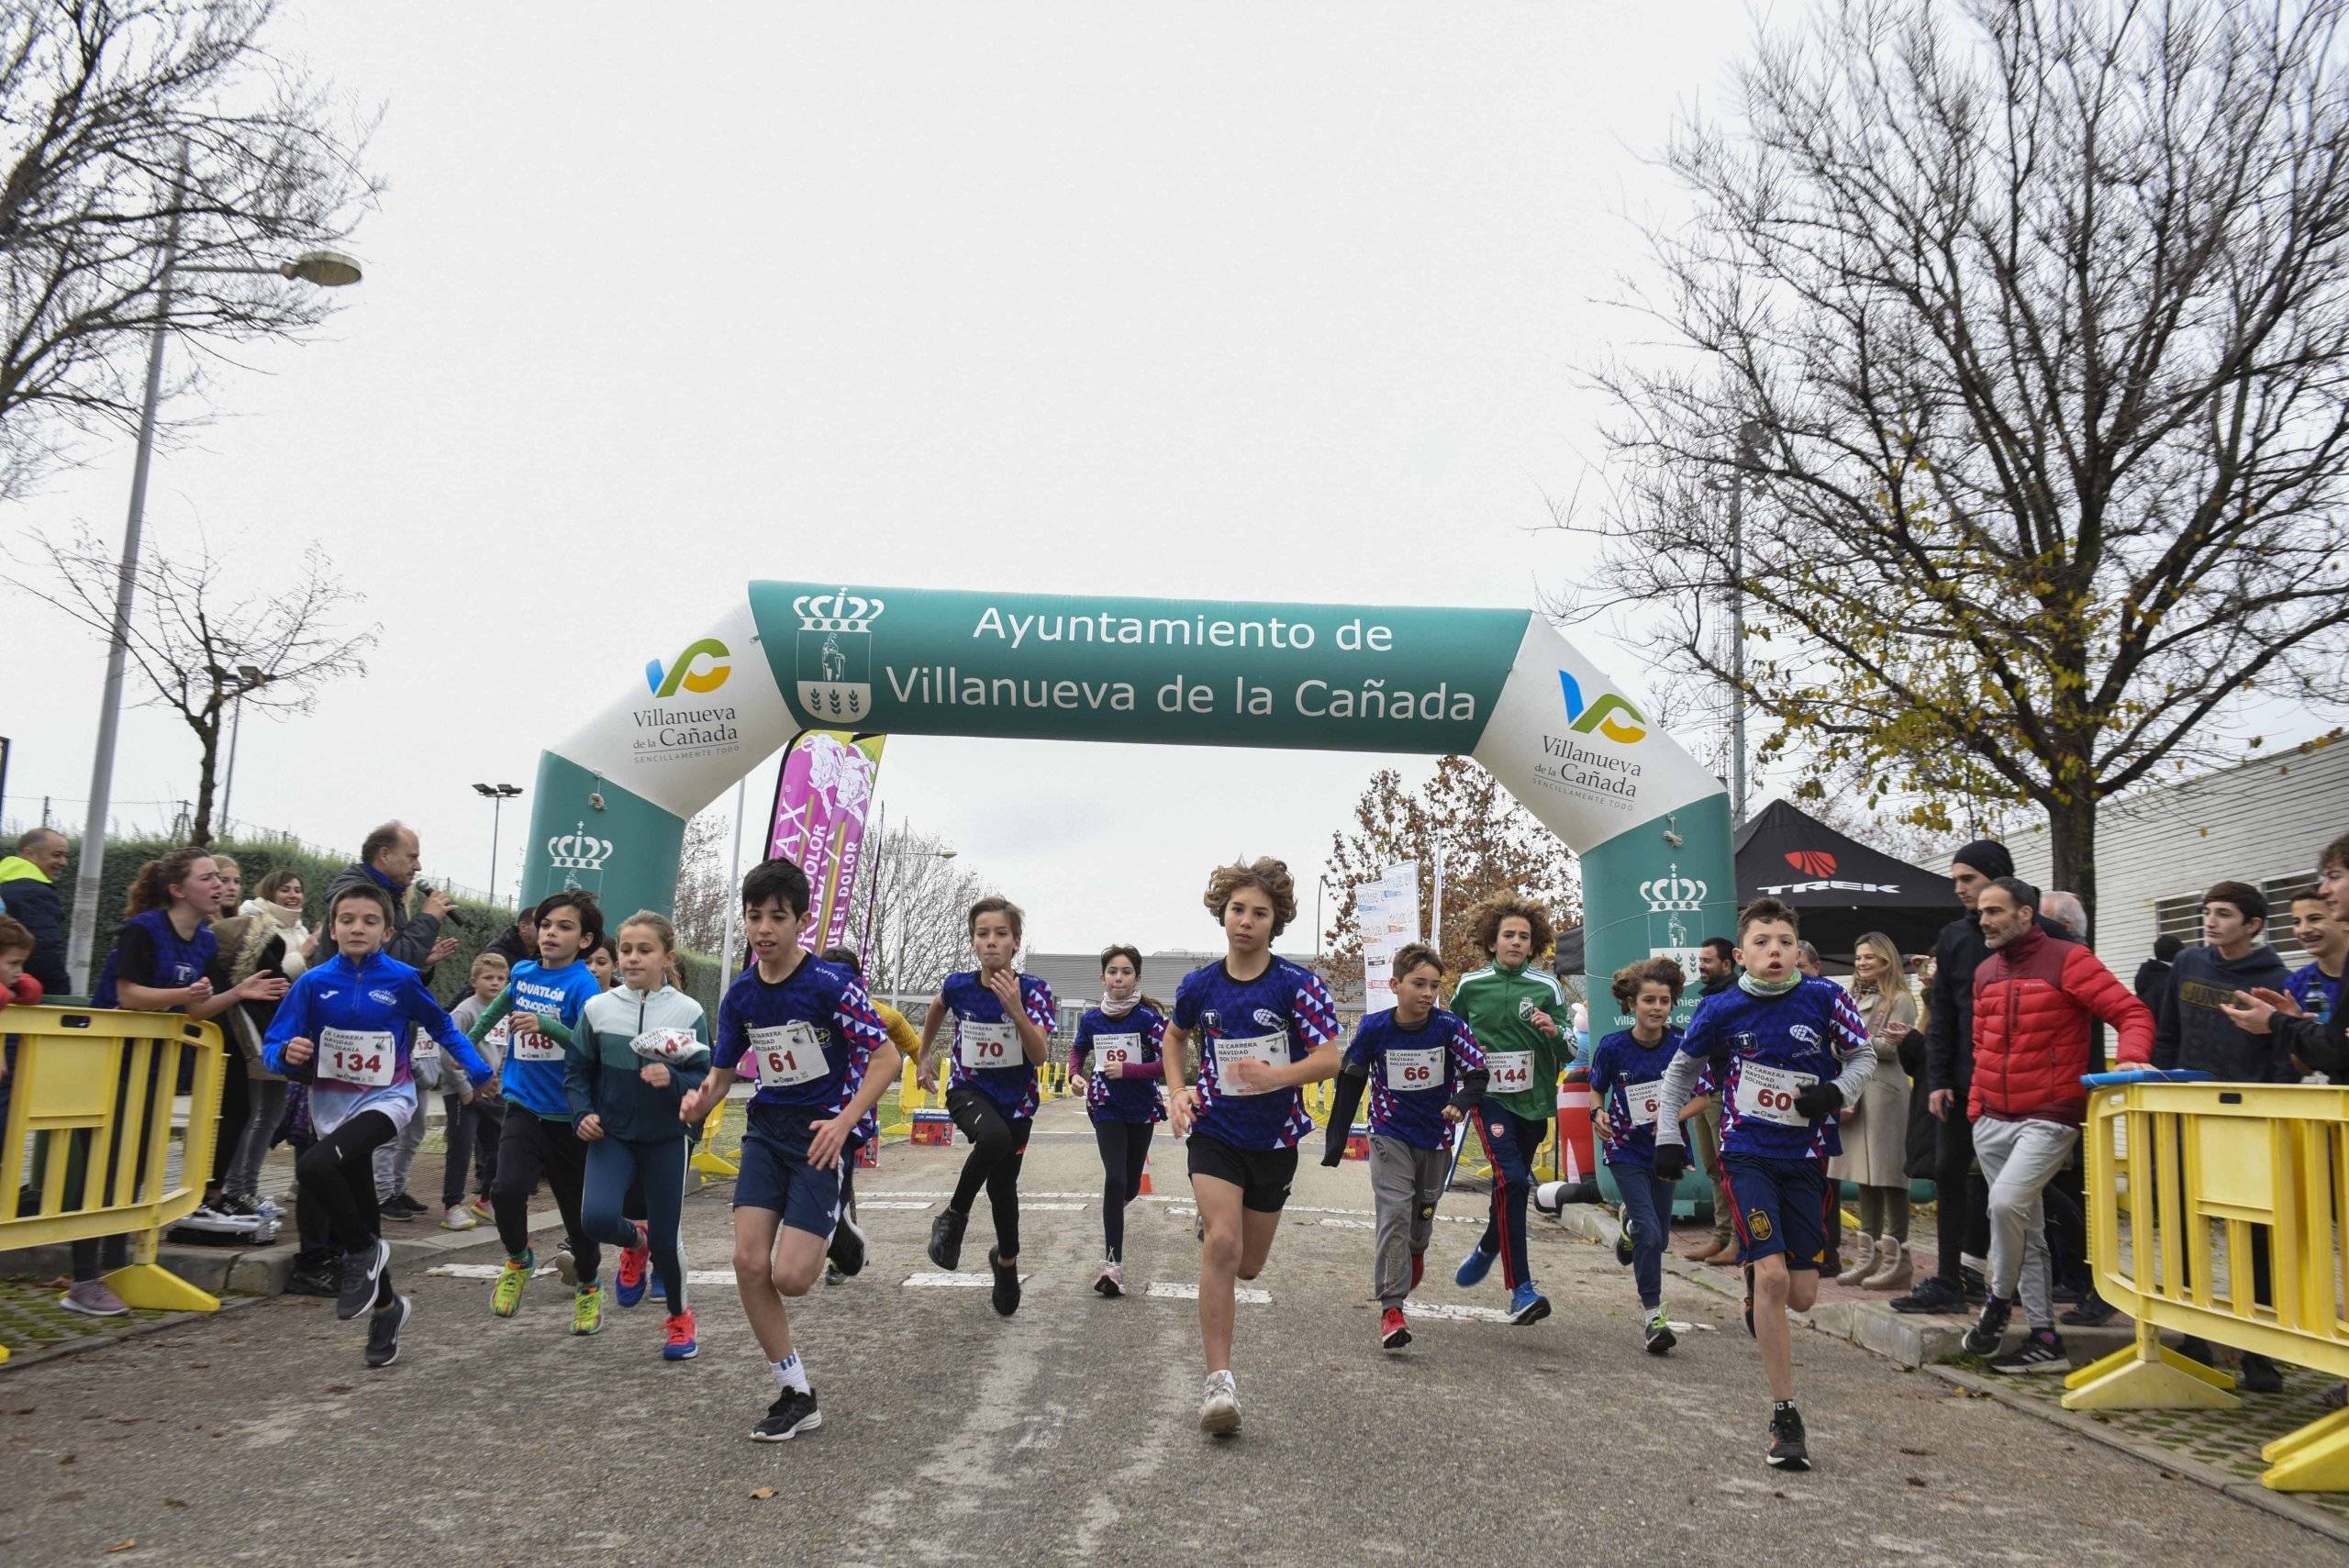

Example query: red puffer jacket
[1970,925,2154,1122]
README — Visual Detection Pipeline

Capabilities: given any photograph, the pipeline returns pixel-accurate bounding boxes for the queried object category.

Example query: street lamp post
[216,662,268,828]
[61,161,363,986]
[473,783,523,904]
[1705,419,1767,832]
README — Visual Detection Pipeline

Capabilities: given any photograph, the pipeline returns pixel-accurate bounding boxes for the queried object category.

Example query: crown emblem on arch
[1642,863,1707,913]
[794,588,885,632]
[548,823,614,872]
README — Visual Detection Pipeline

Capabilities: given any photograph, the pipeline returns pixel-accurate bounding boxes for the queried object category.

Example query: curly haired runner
[1447,895,1566,1326]
[1163,857,1341,1436]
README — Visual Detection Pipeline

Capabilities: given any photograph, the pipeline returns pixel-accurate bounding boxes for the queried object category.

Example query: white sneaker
[1199,1370,1240,1436]
[440,1205,480,1231]
[1093,1260,1124,1298]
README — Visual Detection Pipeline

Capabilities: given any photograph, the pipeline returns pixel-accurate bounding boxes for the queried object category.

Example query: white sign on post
[1360,862,1422,1001]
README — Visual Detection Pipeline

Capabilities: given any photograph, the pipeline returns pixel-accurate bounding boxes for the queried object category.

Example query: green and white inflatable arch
[519,583,1735,1026]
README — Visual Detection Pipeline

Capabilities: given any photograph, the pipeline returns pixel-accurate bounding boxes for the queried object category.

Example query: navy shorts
[1187,1134,1298,1214]
[734,1106,843,1240]
[1720,1153,1830,1271]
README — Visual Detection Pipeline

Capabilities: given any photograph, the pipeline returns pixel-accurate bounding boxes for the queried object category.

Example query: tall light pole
[61,160,363,986]
[1706,419,1766,832]
[473,783,523,903]
[215,662,268,828]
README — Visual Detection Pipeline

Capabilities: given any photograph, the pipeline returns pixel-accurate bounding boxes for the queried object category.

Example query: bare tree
[1558,0,2349,911]
[668,805,732,955]
[857,825,985,1005]
[1321,757,1581,982]
[0,0,383,497]
[25,523,375,841]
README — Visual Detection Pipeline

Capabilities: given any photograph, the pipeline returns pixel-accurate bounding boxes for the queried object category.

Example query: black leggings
[295,1110,399,1310]
[946,1087,1032,1258]
[1093,1119,1155,1262]
[491,1111,596,1280]
[1932,1106,1992,1286]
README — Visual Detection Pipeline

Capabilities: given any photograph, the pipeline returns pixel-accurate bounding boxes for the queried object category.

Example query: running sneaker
[1766,1403,1810,1470]
[1093,1260,1124,1298]
[337,1238,390,1321]
[1454,1244,1497,1289]
[1889,1275,1968,1315]
[364,1295,410,1370]
[384,1192,426,1218]
[2060,1287,2119,1328]
[752,1387,821,1441]
[554,1244,579,1287]
[571,1283,605,1336]
[492,1251,534,1318]
[1644,1308,1676,1355]
[928,1208,967,1272]
[1962,1296,2013,1358]
[616,1223,651,1308]
[1380,1307,1412,1351]
[285,1258,338,1298]
[1989,1329,2068,1374]
[217,1193,262,1218]
[1615,1213,1635,1267]
[2239,1351,2286,1394]
[828,1212,868,1279]
[60,1280,129,1318]
[1199,1371,1241,1436]
[440,1205,480,1232]
[988,1249,1022,1318]
[662,1309,699,1362]
[1508,1281,1551,1326]
[823,1264,843,1287]
[467,1195,494,1220]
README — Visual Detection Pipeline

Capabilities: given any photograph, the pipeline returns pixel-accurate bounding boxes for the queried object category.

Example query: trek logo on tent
[646,639,732,699]
[1785,850,1837,878]
[1556,671,1646,743]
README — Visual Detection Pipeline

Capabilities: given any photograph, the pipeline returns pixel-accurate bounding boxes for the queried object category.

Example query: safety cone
[1138,1154,1153,1196]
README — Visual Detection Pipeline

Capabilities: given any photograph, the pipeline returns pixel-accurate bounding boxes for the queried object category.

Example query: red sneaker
[662,1308,698,1361]
[616,1222,651,1308]
[1380,1306,1412,1351]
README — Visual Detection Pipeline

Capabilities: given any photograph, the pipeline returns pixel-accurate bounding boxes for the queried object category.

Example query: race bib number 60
[1733,1062,1818,1127]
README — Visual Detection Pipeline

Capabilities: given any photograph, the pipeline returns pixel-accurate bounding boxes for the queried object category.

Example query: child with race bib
[915,896,1056,1318]
[1320,941,1486,1351]
[1652,898,1874,1471]
[263,881,491,1368]
[676,859,898,1441]
[1448,895,1567,1327]
[1163,856,1341,1436]
[571,911,710,1361]
[440,951,509,1229]
[1071,943,1168,1297]
[1588,957,1687,1355]
[467,891,608,1333]
[818,946,924,1286]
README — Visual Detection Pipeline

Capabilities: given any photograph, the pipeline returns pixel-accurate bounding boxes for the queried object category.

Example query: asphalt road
[0,1095,2333,1566]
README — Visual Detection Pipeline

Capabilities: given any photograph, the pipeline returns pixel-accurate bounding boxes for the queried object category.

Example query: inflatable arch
[518,583,1735,1023]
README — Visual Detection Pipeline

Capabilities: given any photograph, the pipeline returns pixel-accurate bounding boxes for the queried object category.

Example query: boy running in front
[1653,898,1873,1470]
[676,860,897,1440]
[1163,856,1341,1436]
[1321,941,1486,1351]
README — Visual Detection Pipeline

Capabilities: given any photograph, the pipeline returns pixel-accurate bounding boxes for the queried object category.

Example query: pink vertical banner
[766,730,887,954]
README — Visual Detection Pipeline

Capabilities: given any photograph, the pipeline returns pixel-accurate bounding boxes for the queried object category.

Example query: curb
[0,1290,274,1374]
[1930,1363,2349,1550]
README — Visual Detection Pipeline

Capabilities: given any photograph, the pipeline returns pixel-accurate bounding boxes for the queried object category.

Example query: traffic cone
[1138,1154,1153,1195]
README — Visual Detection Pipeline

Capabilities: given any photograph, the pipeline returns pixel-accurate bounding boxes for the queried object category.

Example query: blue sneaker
[615,1223,651,1309]
[1454,1244,1497,1289]
[1508,1281,1552,1325]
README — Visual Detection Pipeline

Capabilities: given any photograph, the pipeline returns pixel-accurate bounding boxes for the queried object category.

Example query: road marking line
[904,1272,1029,1288]
[864,1189,951,1198]
[1144,1281,1272,1305]
[1397,1299,1515,1323]
[1019,1202,1086,1211]
[426,1263,740,1285]
[856,1201,934,1210]
[1315,1218,1375,1230]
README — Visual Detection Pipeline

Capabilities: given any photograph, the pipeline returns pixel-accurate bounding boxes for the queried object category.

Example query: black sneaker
[2239,1351,2286,1394]
[1889,1276,1967,1315]
[377,1195,417,1222]
[390,1193,428,1218]
[285,1261,338,1298]
[827,1212,868,1279]
[1989,1328,2067,1373]
[988,1249,1022,1318]
[2176,1335,2215,1367]
[2060,1288,2119,1328]
[2052,1278,2085,1306]
[752,1387,822,1442]
[1766,1403,1809,1471]
[1960,1265,1987,1302]
[217,1193,262,1219]
[364,1295,410,1369]
[1643,1309,1676,1355]
[928,1209,967,1272]
[1962,1296,2012,1358]
[336,1239,390,1321]
[1615,1216,1635,1267]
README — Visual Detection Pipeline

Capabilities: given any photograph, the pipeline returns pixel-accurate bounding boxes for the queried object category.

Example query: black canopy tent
[1733,798,1962,962]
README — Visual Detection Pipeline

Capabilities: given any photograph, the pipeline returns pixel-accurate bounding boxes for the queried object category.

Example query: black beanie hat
[1952,839,2014,880]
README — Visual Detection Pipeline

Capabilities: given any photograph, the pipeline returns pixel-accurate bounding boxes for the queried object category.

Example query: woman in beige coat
[1831,931,1917,1290]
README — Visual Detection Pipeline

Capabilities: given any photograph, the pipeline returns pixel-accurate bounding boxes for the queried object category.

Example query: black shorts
[1186,1134,1299,1214]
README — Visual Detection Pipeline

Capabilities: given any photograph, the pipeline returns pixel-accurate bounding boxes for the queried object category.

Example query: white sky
[20,2,2285,953]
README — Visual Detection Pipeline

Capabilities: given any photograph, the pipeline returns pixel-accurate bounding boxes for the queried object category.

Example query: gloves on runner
[1652,1144,1688,1183]
[1792,1083,1843,1118]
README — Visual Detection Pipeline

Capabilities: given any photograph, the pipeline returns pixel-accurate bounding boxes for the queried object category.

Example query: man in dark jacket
[1889,838,2062,1316]
[1960,877,2154,1372]
[0,828,71,994]
[325,821,457,974]
[2134,934,2183,1015]
[2154,882,2293,1082]
[482,901,540,972]
[2226,832,2349,1082]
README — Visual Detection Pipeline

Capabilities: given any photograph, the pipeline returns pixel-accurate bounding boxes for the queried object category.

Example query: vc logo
[646,639,731,698]
[1557,671,1646,743]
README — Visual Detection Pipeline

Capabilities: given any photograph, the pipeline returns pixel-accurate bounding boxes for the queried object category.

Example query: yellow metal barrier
[689,1095,739,1184]
[1,1006,228,1358]
[2063,1079,2349,1491]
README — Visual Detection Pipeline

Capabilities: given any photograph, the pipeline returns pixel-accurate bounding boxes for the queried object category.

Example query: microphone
[416,882,472,929]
